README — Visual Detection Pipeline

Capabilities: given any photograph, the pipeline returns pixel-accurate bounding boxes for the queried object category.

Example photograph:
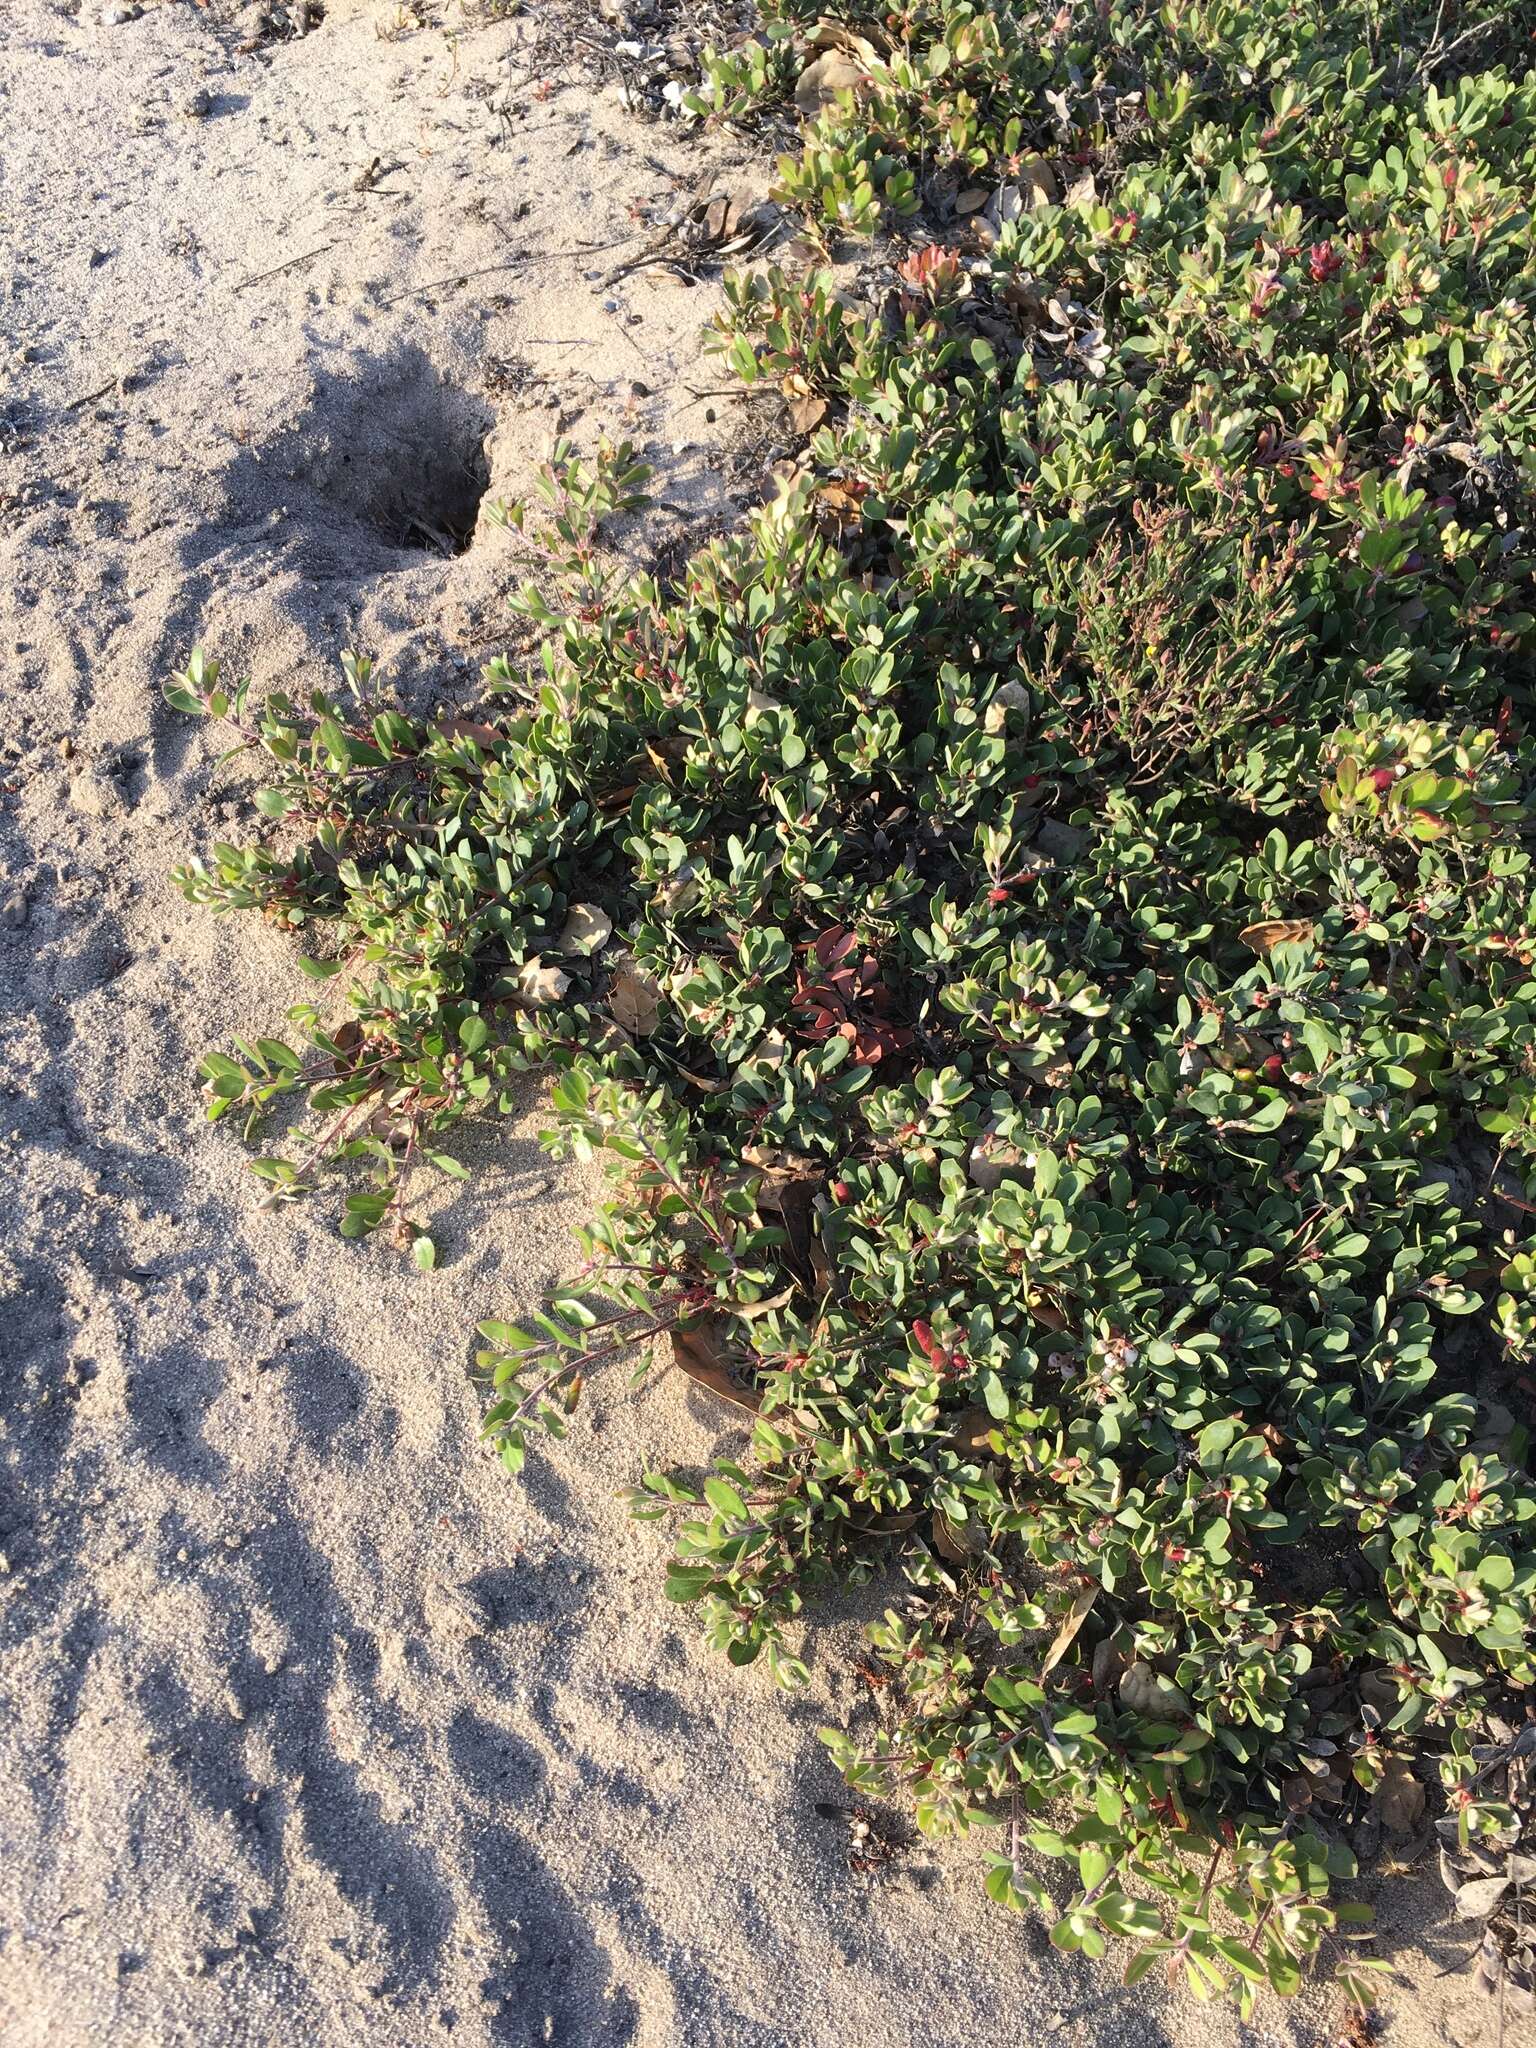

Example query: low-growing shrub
[169,0,1536,2017]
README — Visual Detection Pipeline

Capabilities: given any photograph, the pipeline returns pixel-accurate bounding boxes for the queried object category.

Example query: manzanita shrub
[168,0,1536,2016]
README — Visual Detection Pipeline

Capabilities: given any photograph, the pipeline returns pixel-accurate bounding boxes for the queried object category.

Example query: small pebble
[1,891,27,929]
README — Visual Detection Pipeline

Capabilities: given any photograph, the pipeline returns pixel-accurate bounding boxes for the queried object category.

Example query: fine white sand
[0,1,1493,2042]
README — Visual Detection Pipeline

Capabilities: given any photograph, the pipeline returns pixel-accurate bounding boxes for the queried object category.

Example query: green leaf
[1098,1893,1164,1938]
[664,1566,716,1603]
[980,1368,1009,1420]
[704,1477,748,1519]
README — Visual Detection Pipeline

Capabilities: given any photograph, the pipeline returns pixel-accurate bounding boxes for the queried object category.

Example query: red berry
[1370,767,1395,794]
[831,1179,851,1202]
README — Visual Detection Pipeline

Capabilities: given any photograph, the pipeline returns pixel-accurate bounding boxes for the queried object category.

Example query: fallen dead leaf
[847,1508,923,1535]
[1455,1875,1510,1920]
[984,680,1030,734]
[802,16,886,61]
[671,1322,762,1411]
[435,716,503,748]
[948,1403,998,1461]
[557,903,613,956]
[727,1284,797,1322]
[515,958,571,1007]
[1239,918,1316,955]
[671,1062,724,1094]
[1119,1660,1194,1718]
[1377,1753,1426,1834]
[608,956,662,1036]
[931,1511,973,1564]
[1091,1636,1129,1691]
[787,392,828,436]
[794,50,865,114]
[1039,1583,1098,1676]
[742,1142,819,1174]
[1018,156,1059,207]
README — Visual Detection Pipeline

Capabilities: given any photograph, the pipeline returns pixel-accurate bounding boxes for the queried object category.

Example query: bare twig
[233,241,336,293]
[377,258,522,309]
[62,378,120,413]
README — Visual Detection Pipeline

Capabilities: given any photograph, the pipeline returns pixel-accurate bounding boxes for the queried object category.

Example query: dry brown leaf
[671,1323,762,1411]
[742,1143,819,1174]
[1091,1636,1129,1691]
[515,958,571,1007]
[984,680,1031,735]
[931,1511,972,1564]
[608,957,662,1036]
[1377,1754,1426,1834]
[1119,1660,1194,1718]
[954,186,990,214]
[803,17,885,61]
[1239,918,1316,955]
[1282,1771,1315,1813]
[787,393,828,436]
[807,1224,837,1301]
[1039,1583,1098,1676]
[794,50,865,113]
[557,903,613,956]
[728,1284,797,1322]
[847,1508,923,1535]
[435,716,503,748]
[1018,156,1059,207]
[669,1062,723,1094]
[1028,1293,1070,1333]
[814,482,864,535]
[948,1403,999,1462]
[1454,1875,1510,1920]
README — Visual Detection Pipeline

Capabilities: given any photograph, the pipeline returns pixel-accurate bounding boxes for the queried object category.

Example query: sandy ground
[0,0,1513,2042]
